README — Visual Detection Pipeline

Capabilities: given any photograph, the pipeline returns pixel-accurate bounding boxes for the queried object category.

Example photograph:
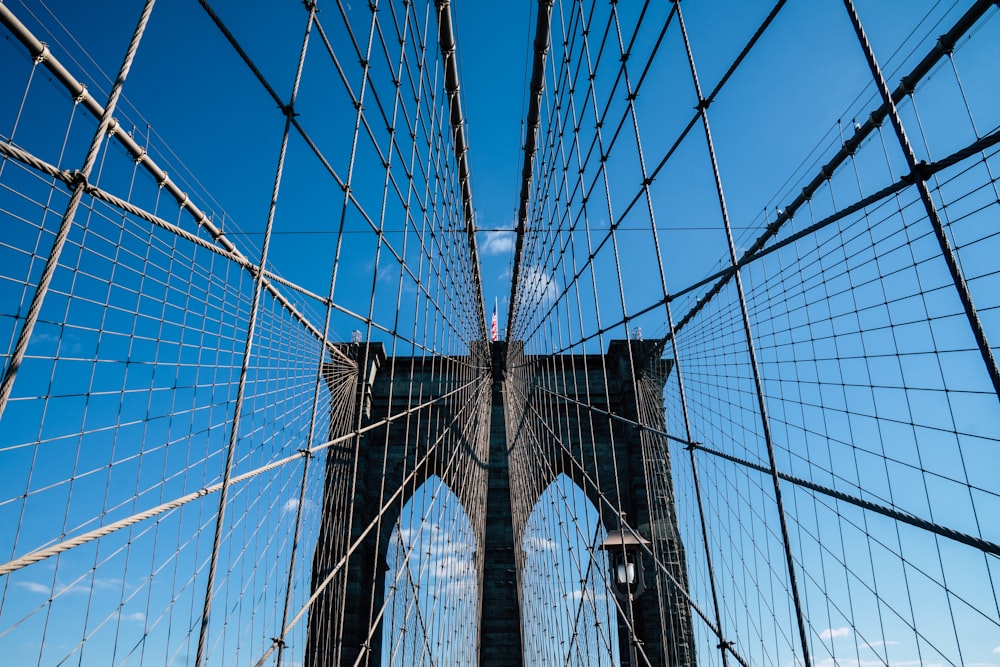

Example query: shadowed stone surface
[305,340,694,666]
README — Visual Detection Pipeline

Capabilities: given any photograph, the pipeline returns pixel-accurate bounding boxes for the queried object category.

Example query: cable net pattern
[1,0,999,666]
[0,1,488,665]
[506,0,1000,666]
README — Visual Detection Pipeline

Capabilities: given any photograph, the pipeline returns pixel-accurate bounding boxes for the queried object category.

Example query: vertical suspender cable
[672,2,813,665]
[840,0,1000,403]
[0,0,157,421]
[194,6,316,664]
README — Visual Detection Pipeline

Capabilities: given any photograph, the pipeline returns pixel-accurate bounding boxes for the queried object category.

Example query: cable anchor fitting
[906,160,931,184]
[69,170,88,191]
[34,42,50,65]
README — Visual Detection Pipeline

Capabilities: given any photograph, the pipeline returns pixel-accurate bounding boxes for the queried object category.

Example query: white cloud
[566,588,609,602]
[994,647,1000,655]
[18,576,123,597]
[820,627,851,640]
[814,659,923,667]
[522,535,558,554]
[433,555,475,578]
[121,611,145,623]
[282,497,314,516]
[518,265,559,305]
[18,581,50,594]
[480,230,515,255]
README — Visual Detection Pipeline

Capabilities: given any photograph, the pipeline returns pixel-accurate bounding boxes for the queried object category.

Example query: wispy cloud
[18,576,123,597]
[820,627,851,640]
[522,535,558,554]
[518,265,559,305]
[859,640,899,651]
[282,497,314,516]
[17,581,51,594]
[480,229,515,256]
[566,588,609,602]
[814,659,923,667]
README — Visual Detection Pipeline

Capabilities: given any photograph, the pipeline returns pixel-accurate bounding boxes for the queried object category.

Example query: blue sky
[1,1,1000,666]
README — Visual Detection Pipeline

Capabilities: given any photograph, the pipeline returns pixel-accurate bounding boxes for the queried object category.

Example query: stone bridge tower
[305,339,695,666]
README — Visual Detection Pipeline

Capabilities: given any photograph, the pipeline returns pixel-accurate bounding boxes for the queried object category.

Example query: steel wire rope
[252,376,492,666]
[22,0,241,225]
[508,379,696,667]
[0,5,358,367]
[506,381,620,664]
[200,0,480,345]
[667,0,999,343]
[0,4,160,659]
[906,57,999,588]
[0,87,82,603]
[509,1,786,345]
[504,369,748,664]
[602,6,699,652]
[860,93,979,666]
[525,112,1000,362]
[0,0,155,424]
[310,8,482,345]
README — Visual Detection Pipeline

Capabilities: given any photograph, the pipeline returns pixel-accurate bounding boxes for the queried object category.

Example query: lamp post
[599,529,650,666]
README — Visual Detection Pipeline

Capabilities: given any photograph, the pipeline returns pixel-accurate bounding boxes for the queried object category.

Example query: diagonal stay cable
[0,374,484,578]
[533,125,1000,358]
[505,378,747,667]
[530,375,1000,559]
[0,3,356,368]
[0,0,157,421]
[253,374,492,667]
[434,0,486,336]
[667,0,997,342]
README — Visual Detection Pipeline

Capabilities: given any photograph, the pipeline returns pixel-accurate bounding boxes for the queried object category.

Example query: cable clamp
[69,170,88,190]
[298,448,314,459]
[270,637,287,649]
[34,42,50,65]
[906,160,930,184]
[717,639,734,650]
[696,98,711,112]
[685,440,701,451]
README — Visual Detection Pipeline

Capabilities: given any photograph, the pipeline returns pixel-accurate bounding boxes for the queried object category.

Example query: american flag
[490,299,498,342]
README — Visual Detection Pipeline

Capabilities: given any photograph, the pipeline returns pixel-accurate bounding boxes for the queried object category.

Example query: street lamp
[599,528,650,666]
[598,528,650,599]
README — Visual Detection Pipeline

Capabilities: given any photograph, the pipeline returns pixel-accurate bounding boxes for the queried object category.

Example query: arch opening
[380,474,478,666]
[520,473,621,666]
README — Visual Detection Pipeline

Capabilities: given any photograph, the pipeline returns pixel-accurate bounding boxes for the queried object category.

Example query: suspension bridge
[1,0,999,665]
